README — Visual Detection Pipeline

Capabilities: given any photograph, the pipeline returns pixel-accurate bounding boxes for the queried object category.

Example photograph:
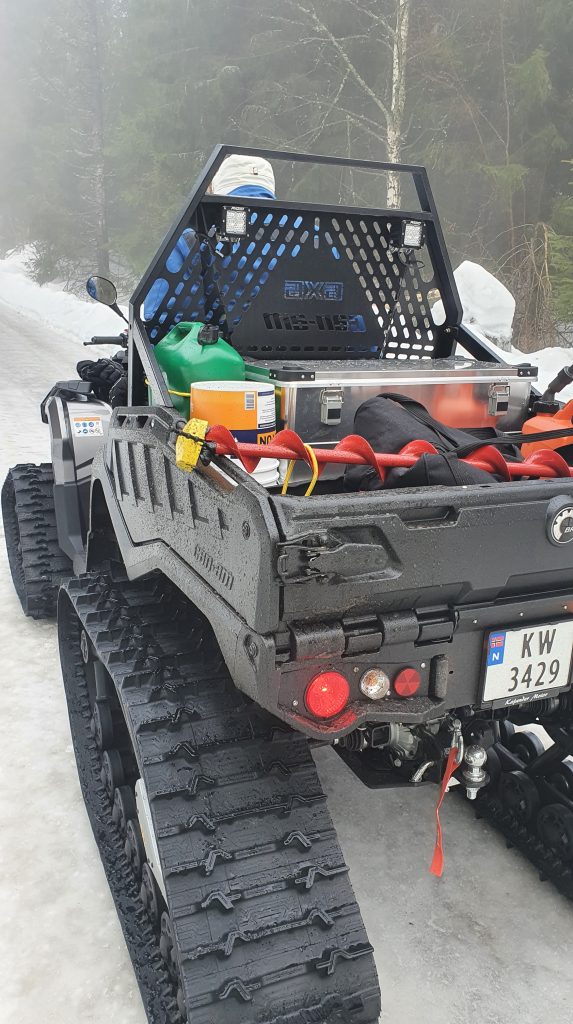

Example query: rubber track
[2,463,71,618]
[465,781,573,902]
[58,572,381,1024]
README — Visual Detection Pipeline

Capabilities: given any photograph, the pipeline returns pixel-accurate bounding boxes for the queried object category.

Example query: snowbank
[0,250,126,346]
[459,322,573,402]
[511,345,573,402]
[455,261,515,343]
[433,260,515,344]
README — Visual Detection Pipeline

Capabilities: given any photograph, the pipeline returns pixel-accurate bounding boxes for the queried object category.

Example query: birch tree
[238,0,412,206]
[296,0,411,205]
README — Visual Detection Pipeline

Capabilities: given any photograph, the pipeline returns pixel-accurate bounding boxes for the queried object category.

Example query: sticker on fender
[72,416,104,437]
[482,620,573,705]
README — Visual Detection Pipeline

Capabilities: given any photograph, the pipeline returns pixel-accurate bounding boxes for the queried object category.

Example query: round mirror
[86,275,118,306]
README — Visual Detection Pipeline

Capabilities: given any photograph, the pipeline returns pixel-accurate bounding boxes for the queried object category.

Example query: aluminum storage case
[245,357,537,482]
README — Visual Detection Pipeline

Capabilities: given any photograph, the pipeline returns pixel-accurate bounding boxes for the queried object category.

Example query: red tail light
[305,671,350,719]
[394,667,421,697]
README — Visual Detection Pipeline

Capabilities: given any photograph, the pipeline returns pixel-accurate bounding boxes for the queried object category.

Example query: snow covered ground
[1,261,573,1024]
[0,301,145,1024]
[0,251,127,346]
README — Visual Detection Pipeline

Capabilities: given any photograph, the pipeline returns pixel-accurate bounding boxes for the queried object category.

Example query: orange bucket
[190,381,276,445]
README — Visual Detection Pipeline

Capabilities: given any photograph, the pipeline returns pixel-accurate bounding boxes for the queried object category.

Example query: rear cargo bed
[270,479,573,621]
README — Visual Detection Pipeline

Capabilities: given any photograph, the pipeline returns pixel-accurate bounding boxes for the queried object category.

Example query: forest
[1,0,572,350]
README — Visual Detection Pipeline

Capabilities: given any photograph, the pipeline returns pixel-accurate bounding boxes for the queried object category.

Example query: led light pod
[223,206,248,237]
[401,220,424,249]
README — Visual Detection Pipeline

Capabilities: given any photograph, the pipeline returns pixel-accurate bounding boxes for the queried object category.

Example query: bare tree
[82,0,111,278]
[298,0,411,205]
[242,0,412,206]
[386,0,411,205]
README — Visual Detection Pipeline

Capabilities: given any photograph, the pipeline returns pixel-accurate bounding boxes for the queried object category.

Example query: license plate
[482,620,573,706]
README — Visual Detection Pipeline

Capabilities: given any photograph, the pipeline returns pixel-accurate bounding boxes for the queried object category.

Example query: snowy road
[1,301,572,1024]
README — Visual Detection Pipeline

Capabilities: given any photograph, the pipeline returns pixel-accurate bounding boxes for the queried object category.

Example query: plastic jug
[153,322,245,415]
[522,400,573,457]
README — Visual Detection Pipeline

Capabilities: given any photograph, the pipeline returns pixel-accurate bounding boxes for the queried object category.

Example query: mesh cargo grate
[140,203,445,361]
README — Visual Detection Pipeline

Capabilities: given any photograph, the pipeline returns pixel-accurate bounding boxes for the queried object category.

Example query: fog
[1,0,572,349]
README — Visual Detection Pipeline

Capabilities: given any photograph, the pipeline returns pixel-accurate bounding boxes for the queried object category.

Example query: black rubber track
[2,463,71,618]
[58,572,381,1024]
[459,760,573,901]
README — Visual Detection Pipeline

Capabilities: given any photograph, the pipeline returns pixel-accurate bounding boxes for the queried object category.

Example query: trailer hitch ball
[462,745,489,801]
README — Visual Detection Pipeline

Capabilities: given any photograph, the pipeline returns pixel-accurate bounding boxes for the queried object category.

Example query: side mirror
[87,275,118,306]
[86,275,128,324]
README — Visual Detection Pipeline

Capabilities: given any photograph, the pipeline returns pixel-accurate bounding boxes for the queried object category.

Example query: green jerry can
[152,322,245,416]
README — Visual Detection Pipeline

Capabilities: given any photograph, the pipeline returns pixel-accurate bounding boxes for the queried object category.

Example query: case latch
[320,387,344,425]
[488,382,510,415]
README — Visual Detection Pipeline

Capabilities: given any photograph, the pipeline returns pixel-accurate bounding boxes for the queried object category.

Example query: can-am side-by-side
[5,147,573,1024]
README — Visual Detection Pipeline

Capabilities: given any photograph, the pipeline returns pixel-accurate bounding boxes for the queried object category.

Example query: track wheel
[537,804,573,862]
[91,699,114,751]
[112,785,137,835]
[500,770,540,823]
[506,730,545,766]
[548,761,573,799]
[499,720,516,745]
[485,747,502,790]
[140,863,162,927]
[100,749,125,800]
[125,819,146,879]
[159,912,180,984]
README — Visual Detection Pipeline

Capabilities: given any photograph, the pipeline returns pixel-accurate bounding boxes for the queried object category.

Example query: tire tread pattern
[2,463,71,618]
[58,572,381,1024]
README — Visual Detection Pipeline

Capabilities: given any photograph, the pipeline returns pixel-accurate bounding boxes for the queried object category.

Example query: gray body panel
[86,404,573,740]
[47,395,111,566]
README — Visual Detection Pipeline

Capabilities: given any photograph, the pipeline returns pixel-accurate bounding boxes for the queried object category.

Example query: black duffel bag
[344,393,521,491]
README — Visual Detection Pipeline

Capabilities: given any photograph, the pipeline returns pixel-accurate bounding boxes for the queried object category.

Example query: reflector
[305,671,350,719]
[394,667,421,697]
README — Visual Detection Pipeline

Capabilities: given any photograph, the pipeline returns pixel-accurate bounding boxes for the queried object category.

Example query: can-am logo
[549,506,573,544]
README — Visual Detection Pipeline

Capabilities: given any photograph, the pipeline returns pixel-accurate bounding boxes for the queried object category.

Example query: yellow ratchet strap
[175,418,209,473]
[281,444,319,497]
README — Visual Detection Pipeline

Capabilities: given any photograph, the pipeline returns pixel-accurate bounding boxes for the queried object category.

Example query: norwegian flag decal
[487,632,506,666]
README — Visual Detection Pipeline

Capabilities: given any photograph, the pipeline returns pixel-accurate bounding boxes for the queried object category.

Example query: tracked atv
[5,146,573,1023]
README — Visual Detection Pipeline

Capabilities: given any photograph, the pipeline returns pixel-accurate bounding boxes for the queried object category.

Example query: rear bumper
[270,589,573,739]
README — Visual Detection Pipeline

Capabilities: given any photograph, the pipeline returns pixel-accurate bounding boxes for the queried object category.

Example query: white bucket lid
[230,456,279,487]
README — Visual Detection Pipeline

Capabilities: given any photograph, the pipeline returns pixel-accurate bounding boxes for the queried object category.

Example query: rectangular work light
[401,220,424,249]
[222,206,249,238]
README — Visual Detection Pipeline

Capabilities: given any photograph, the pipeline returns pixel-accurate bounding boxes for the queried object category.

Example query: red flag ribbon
[429,746,459,878]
